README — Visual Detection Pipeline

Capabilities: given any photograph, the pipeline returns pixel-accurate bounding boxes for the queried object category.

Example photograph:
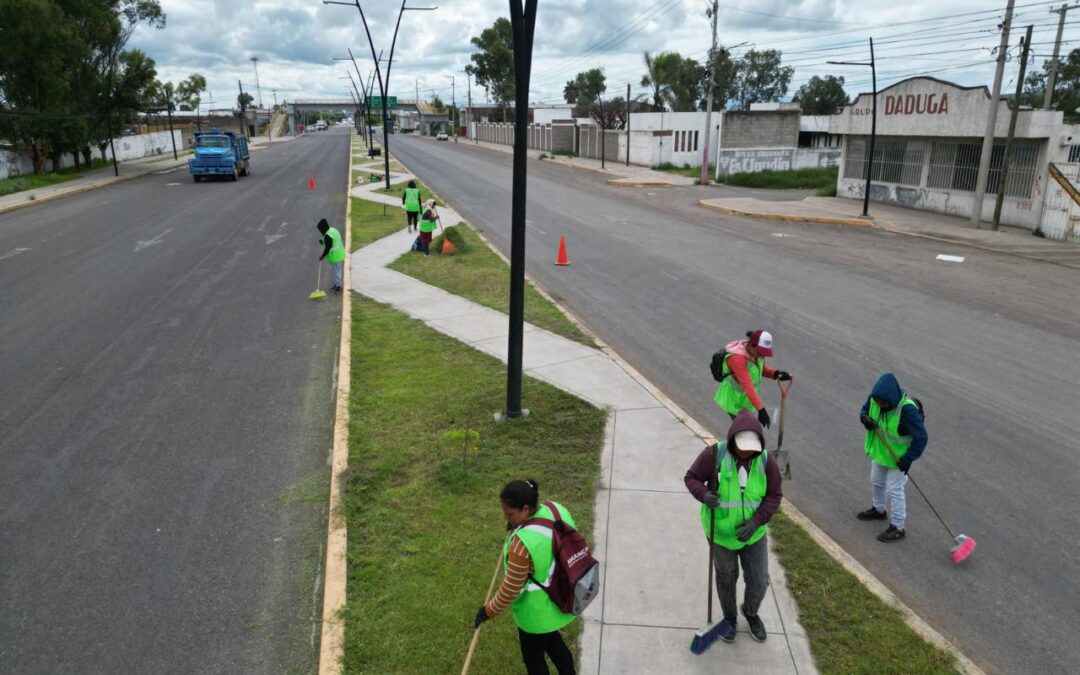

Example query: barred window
[988,143,1038,199]
[843,138,923,186]
[928,141,1038,198]
[1069,144,1080,163]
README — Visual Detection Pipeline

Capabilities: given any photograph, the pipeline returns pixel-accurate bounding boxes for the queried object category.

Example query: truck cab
[189,130,250,182]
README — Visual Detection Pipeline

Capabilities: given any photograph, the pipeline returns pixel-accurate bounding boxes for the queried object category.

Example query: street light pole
[828,37,877,218]
[700,0,718,186]
[446,75,457,141]
[250,56,263,109]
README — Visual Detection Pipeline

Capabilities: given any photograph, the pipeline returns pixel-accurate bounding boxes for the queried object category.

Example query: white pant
[871,461,908,529]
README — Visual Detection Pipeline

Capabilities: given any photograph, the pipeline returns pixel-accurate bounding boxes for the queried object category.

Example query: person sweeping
[685,410,782,646]
[401,179,422,233]
[713,329,791,429]
[316,218,345,293]
[857,372,928,542]
[417,199,442,257]
[472,479,577,675]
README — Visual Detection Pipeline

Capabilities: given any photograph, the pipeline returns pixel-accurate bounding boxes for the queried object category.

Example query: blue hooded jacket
[860,373,928,465]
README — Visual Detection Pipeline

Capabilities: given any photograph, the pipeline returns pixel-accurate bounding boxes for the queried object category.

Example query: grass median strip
[769,512,959,674]
[387,223,594,347]
[342,296,605,674]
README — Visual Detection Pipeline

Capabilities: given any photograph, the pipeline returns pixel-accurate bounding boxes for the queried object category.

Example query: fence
[471,121,575,154]
[1,129,183,180]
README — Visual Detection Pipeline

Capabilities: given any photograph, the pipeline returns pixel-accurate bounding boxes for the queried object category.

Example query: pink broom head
[950,535,977,564]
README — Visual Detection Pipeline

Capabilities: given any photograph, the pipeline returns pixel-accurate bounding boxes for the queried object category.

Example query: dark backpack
[709,349,728,383]
[410,235,422,252]
[526,501,601,615]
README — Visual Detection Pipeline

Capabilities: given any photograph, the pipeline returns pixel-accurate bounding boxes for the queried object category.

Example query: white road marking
[0,247,31,260]
[134,228,174,252]
[166,182,182,186]
[265,234,286,245]
[936,254,965,263]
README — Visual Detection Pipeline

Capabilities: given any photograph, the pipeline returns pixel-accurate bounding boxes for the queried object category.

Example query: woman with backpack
[417,199,442,256]
[473,479,578,675]
[713,329,792,429]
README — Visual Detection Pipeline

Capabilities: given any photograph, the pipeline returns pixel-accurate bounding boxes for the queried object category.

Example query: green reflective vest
[418,214,438,233]
[714,354,763,416]
[404,187,421,212]
[864,395,917,469]
[699,443,768,551]
[324,227,346,264]
[503,501,577,634]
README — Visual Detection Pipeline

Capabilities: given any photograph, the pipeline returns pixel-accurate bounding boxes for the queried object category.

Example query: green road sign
[368,96,398,109]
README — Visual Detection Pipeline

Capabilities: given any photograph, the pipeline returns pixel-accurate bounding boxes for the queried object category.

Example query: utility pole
[416,77,422,135]
[700,0,719,185]
[1044,3,1080,109]
[447,75,457,141]
[596,94,606,169]
[467,70,475,143]
[993,24,1034,230]
[972,0,1015,227]
[238,80,248,138]
[626,82,631,166]
[828,37,876,218]
[250,56,263,109]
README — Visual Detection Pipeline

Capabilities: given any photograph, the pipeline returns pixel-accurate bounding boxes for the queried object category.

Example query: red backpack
[525,501,601,615]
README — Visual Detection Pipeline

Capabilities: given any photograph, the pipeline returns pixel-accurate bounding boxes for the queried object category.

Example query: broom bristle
[689,622,725,655]
[951,536,976,564]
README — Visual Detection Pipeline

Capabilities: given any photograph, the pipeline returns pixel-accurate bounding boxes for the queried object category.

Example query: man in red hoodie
[713,329,791,429]
[684,410,784,643]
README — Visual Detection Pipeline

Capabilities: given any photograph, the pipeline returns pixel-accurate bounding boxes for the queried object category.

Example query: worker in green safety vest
[684,409,783,644]
[417,199,441,256]
[713,329,791,429]
[473,479,577,674]
[401,179,422,233]
[856,372,928,542]
[316,218,346,293]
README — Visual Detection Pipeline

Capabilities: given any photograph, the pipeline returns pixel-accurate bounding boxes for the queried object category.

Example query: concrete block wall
[471,122,574,154]
[721,110,800,149]
[0,129,183,179]
[577,125,619,161]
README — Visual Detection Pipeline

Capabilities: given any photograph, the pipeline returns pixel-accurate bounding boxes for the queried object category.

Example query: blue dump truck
[188,129,250,182]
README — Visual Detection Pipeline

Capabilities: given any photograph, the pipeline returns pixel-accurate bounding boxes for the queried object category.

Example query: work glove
[897,455,912,474]
[775,371,792,382]
[474,606,489,628]
[859,414,877,431]
[735,520,757,543]
[703,491,719,509]
[757,408,771,429]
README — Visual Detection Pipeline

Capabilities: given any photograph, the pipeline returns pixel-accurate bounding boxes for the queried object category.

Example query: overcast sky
[129,0,1077,110]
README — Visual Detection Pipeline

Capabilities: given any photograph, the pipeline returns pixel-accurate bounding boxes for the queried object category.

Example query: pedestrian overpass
[285,98,446,135]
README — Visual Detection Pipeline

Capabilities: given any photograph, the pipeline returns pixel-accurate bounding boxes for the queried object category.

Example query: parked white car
[436,131,449,141]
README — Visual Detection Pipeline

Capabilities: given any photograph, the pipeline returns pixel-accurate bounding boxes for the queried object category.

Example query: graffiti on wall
[716,149,794,177]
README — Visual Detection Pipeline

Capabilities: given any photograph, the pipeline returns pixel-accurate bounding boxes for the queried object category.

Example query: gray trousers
[712,534,770,621]
[329,262,343,288]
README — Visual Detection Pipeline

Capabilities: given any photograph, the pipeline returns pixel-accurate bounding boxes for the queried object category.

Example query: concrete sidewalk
[433,135,696,187]
[700,195,1080,269]
[349,198,817,674]
[0,134,299,217]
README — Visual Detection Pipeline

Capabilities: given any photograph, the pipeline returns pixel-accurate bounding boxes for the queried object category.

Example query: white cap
[733,430,763,454]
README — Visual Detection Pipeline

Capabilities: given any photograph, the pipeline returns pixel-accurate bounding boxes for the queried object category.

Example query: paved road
[387,134,1080,675]
[0,130,350,673]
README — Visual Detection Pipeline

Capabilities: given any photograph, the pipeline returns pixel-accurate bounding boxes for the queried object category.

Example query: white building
[831,76,1080,231]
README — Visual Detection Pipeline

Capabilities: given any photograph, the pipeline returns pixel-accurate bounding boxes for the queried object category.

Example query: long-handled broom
[309,262,326,300]
[691,444,727,654]
[461,553,503,675]
[872,427,976,564]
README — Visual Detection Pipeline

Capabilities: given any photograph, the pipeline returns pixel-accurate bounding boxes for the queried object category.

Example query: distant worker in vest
[401,179,422,233]
[473,479,578,675]
[684,409,782,643]
[713,329,791,428]
[857,372,928,542]
[316,218,345,293]
[417,199,442,257]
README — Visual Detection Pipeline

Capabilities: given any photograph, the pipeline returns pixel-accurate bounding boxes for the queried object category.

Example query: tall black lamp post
[829,37,877,218]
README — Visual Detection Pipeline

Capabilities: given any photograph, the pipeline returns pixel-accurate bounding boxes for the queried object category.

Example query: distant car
[436,131,449,141]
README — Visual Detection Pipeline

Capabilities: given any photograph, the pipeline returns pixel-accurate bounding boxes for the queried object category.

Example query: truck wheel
[193,175,201,183]
[231,167,238,182]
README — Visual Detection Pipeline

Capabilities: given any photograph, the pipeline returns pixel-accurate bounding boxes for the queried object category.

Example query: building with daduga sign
[830,76,1080,238]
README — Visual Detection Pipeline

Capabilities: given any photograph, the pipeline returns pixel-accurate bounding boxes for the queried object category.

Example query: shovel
[774,378,793,479]
[872,426,976,564]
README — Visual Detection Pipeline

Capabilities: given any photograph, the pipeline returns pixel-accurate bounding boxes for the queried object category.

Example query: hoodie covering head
[727,409,765,454]
[869,372,903,410]
[316,218,329,234]
[860,372,929,466]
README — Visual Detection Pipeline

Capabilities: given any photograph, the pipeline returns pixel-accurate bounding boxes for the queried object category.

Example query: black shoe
[715,617,737,643]
[857,507,887,521]
[332,285,342,293]
[877,525,906,542]
[741,604,767,642]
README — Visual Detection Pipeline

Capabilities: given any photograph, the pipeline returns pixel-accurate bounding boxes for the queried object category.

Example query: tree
[466,17,514,121]
[591,96,627,130]
[431,94,445,109]
[733,49,794,110]
[237,92,254,109]
[176,73,207,111]
[793,75,848,115]
[641,51,677,110]
[1022,48,1080,122]
[565,68,606,116]
[640,51,703,112]
[700,46,739,111]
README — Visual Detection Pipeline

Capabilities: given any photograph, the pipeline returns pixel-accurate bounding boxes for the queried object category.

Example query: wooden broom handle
[461,552,504,675]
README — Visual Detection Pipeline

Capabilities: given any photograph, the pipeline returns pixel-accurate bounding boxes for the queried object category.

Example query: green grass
[374,178,443,205]
[387,223,594,347]
[0,158,111,197]
[652,162,715,179]
[550,149,578,157]
[349,197,408,251]
[342,296,606,674]
[769,512,959,674]
[724,166,838,190]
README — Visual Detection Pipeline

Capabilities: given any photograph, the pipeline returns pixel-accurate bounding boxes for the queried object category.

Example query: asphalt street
[0,130,350,673]
[387,134,1080,675]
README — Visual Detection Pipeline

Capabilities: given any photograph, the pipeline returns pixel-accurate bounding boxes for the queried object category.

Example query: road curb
[608,178,673,187]
[698,199,874,227]
[317,133,357,675]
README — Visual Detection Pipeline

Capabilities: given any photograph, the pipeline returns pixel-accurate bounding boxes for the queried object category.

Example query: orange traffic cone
[555,236,570,266]
[441,238,458,255]
[308,175,315,190]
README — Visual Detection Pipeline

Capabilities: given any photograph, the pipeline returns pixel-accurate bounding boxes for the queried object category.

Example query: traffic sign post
[368,96,398,109]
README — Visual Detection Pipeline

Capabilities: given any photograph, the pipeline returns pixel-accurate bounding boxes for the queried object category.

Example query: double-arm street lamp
[323,0,437,190]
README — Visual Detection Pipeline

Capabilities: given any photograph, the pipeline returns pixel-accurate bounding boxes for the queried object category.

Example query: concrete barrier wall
[0,130,183,180]
[473,122,574,154]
